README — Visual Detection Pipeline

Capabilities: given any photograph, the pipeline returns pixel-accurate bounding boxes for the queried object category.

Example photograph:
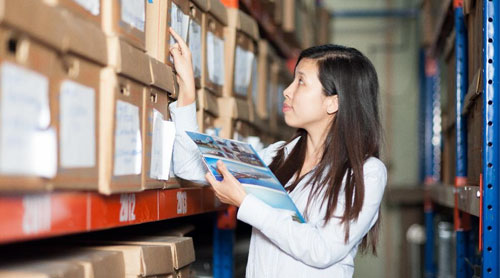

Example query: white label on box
[234,46,254,96]
[251,58,258,105]
[0,62,57,178]
[277,84,285,116]
[114,100,142,176]
[60,80,96,168]
[206,31,225,86]
[22,194,51,234]
[170,3,190,44]
[121,0,145,32]
[72,0,100,16]
[150,109,176,180]
[188,19,202,78]
[150,109,164,179]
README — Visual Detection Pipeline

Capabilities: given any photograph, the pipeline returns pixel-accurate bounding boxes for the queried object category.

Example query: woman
[168,27,387,278]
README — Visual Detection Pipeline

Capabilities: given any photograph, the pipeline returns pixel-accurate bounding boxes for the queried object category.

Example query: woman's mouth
[282,104,292,113]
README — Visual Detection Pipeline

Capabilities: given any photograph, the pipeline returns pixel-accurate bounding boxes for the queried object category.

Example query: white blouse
[169,101,388,278]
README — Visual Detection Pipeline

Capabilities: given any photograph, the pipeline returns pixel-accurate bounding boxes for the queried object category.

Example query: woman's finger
[169,27,189,53]
[205,172,219,187]
[216,161,238,183]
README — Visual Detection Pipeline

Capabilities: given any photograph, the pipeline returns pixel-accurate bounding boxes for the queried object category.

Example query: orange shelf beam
[0,186,225,244]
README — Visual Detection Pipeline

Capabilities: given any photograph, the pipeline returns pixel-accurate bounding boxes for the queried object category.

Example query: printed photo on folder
[186,131,306,223]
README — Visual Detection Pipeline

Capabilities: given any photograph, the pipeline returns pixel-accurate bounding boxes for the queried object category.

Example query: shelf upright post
[482,0,499,277]
[213,207,237,278]
[424,55,439,278]
[453,1,472,278]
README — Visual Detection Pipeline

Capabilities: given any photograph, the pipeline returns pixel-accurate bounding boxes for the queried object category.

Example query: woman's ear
[326,95,339,115]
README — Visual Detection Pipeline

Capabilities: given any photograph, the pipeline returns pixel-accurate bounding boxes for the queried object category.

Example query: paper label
[234,46,254,96]
[188,20,202,78]
[121,0,145,32]
[150,109,175,180]
[206,32,225,86]
[114,100,142,176]
[169,3,190,44]
[72,0,100,16]
[277,84,285,116]
[60,80,96,168]
[0,62,57,178]
[22,194,51,234]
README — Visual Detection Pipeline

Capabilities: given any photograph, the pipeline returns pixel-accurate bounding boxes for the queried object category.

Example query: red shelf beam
[0,187,225,244]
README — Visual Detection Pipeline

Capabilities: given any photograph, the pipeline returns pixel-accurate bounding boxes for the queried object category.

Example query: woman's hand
[205,160,248,207]
[169,27,196,107]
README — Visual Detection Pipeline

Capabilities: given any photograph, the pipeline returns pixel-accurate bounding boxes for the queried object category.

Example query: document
[186,131,305,223]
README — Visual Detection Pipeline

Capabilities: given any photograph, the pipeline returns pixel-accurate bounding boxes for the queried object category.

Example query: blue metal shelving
[482,0,499,277]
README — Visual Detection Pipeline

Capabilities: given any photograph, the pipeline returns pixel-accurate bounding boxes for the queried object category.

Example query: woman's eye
[298,78,304,85]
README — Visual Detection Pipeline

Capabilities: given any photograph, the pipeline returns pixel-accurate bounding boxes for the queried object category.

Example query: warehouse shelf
[426,184,480,217]
[0,185,225,244]
[238,0,301,60]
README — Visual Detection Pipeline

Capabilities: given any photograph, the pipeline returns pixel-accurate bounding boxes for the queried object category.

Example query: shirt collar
[284,136,301,156]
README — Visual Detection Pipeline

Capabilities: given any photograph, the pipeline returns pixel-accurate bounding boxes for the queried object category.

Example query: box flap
[0,0,68,51]
[63,10,108,66]
[191,0,209,12]
[227,8,259,41]
[172,0,190,15]
[207,0,228,26]
[107,36,152,84]
[149,57,175,92]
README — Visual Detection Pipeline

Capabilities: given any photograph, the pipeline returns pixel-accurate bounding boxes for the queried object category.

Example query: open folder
[186,131,305,223]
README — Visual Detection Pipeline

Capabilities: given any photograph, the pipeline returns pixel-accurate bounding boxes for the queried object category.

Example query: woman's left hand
[205,160,247,207]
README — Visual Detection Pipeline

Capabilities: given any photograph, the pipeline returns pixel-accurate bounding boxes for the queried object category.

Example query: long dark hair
[269,44,382,254]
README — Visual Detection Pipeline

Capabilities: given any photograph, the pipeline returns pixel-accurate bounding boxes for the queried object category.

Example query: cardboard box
[0,0,107,67]
[196,88,220,133]
[52,54,101,190]
[142,57,176,190]
[224,8,259,105]
[62,9,108,67]
[87,244,174,276]
[0,0,68,52]
[56,249,125,278]
[0,261,85,278]
[102,0,146,50]
[167,265,192,278]
[99,68,145,194]
[43,0,102,27]
[142,87,170,190]
[92,236,195,270]
[145,0,168,63]
[0,28,58,191]
[201,0,228,96]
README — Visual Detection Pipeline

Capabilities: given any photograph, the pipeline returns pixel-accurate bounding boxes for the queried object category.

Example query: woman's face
[282,58,336,130]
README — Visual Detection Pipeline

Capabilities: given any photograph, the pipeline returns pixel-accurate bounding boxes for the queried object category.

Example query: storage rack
[0,1,318,278]
[421,0,499,277]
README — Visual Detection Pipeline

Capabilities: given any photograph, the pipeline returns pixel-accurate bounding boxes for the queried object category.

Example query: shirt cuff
[237,194,271,230]
[169,101,199,134]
